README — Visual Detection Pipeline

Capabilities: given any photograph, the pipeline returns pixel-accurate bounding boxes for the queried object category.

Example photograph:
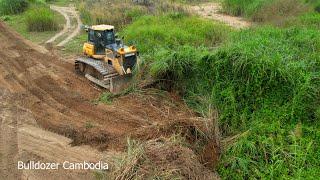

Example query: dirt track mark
[191,2,251,29]
[46,5,82,47]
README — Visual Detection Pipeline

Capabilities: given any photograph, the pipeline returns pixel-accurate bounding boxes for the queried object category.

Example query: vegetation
[78,0,190,30]
[119,5,320,178]
[2,0,319,178]
[121,14,231,54]
[0,0,29,15]
[78,0,149,29]
[25,6,58,32]
[1,0,64,42]
[222,0,310,23]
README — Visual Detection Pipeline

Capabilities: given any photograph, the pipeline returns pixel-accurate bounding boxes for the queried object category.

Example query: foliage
[25,6,58,32]
[222,0,310,23]
[0,0,29,15]
[121,14,231,54]
[78,0,148,30]
[160,26,320,179]
[123,10,320,178]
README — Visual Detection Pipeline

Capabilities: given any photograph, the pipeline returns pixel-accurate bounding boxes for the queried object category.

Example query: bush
[0,0,29,15]
[25,6,58,32]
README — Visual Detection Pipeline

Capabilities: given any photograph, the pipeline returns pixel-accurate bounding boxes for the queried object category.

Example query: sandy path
[46,5,82,47]
[190,2,251,29]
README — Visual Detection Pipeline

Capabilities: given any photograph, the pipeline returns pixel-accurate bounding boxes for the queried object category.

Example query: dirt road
[0,22,218,179]
[46,5,81,47]
[191,2,251,29]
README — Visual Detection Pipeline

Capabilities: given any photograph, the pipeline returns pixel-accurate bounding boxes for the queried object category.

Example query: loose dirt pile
[112,138,220,180]
[0,21,219,179]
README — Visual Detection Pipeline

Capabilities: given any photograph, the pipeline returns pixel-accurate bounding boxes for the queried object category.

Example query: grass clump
[99,92,114,104]
[0,0,29,15]
[25,6,58,32]
[121,14,231,54]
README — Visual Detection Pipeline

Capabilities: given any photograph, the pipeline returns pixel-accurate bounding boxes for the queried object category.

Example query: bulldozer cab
[88,25,115,55]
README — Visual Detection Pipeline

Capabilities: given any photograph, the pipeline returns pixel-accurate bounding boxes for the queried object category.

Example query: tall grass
[147,26,320,178]
[25,6,59,32]
[222,0,310,23]
[0,0,29,15]
[120,9,320,178]
[121,14,231,54]
[78,0,148,29]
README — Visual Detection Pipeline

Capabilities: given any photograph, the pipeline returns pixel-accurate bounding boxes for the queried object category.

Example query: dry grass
[78,0,190,29]
[79,0,148,29]
[252,0,310,24]
[110,137,220,180]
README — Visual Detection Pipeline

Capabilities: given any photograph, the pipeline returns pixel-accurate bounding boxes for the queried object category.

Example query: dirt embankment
[0,22,219,179]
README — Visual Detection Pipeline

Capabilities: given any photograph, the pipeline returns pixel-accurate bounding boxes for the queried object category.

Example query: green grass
[3,9,64,43]
[121,13,232,54]
[25,6,59,32]
[119,10,320,179]
[1,1,64,43]
[0,0,29,15]
[62,33,87,54]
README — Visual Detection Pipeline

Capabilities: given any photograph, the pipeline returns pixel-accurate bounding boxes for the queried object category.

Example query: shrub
[0,0,29,15]
[25,6,59,32]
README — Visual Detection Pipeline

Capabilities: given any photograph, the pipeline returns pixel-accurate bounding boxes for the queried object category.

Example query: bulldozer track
[75,57,119,89]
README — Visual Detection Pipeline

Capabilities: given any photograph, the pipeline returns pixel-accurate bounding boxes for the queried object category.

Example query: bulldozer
[75,24,138,93]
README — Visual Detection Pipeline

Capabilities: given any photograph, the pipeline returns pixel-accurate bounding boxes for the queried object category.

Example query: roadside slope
[0,21,219,179]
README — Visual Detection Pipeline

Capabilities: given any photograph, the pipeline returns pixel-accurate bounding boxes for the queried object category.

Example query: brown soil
[190,2,251,29]
[0,21,220,179]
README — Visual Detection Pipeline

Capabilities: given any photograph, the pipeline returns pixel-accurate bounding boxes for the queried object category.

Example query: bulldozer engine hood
[105,44,136,55]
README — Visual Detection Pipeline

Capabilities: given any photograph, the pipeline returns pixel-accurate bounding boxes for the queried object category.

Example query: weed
[85,121,94,129]
[99,92,114,104]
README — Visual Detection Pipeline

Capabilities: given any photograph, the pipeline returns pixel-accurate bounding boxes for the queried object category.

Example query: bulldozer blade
[109,75,132,94]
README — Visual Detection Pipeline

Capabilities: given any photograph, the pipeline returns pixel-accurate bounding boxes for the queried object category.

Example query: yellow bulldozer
[75,24,138,93]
